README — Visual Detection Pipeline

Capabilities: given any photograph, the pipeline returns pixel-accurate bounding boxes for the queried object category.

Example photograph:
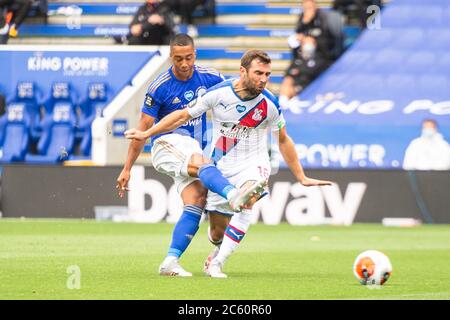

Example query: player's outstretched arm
[277,126,333,187]
[124,109,192,141]
[116,113,155,197]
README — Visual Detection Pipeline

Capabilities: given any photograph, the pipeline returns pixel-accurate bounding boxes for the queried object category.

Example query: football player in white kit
[125,50,332,278]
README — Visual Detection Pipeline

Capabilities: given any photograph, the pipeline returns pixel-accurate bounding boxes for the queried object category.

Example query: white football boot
[206,259,227,278]
[228,179,267,212]
[158,256,192,277]
[203,246,220,274]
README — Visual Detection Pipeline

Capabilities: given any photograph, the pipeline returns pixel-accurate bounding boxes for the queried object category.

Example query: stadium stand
[282,0,450,168]
[25,100,77,163]
[2,0,386,164]
[0,103,30,163]
[2,82,44,142]
[9,0,362,95]
[75,82,110,157]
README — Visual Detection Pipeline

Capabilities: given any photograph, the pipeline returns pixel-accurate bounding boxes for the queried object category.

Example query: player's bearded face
[243,60,271,96]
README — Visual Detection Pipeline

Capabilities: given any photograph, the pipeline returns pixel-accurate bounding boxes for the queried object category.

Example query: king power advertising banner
[0,46,159,103]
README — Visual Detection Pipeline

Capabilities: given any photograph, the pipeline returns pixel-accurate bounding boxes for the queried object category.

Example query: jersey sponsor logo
[182,117,202,127]
[172,97,181,104]
[144,94,154,108]
[184,90,194,101]
[211,99,268,162]
[219,124,251,140]
[236,104,246,113]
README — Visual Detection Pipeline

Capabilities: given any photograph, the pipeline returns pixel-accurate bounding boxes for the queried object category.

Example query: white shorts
[205,161,271,216]
[151,133,203,194]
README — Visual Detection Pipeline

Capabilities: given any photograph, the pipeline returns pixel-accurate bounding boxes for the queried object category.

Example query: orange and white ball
[353,250,392,286]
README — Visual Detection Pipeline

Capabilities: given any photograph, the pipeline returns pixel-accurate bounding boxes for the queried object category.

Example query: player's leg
[205,165,270,278]
[203,212,231,272]
[206,210,252,278]
[159,180,206,277]
[188,152,266,212]
[151,135,206,277]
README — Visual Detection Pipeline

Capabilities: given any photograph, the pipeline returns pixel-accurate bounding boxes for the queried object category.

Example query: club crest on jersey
[252,108,263,121]
[184,90,194,101]
[236,105,246,113]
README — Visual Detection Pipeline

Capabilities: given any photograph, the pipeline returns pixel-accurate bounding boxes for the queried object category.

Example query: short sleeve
[270,109,286,132]
[141,91,161,118]
[187,90,215,118]
[263,89,286,131]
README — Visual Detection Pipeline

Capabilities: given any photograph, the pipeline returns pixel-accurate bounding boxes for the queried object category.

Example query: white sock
[214,211,252,266]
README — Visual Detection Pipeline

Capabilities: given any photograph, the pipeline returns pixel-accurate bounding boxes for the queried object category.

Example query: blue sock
[167,205,203,258]
[198,164,235,199]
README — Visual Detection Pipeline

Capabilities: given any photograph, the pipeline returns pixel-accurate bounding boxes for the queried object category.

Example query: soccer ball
[353,250,392,286]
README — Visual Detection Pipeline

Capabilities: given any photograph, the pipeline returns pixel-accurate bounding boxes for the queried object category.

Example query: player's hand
[124,128,148,141]
[300,177,333,187]
[116,169,131,198]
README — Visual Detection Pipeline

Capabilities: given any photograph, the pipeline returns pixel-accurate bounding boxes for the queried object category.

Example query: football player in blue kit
[124,49,333,278]
[116,34,266,277]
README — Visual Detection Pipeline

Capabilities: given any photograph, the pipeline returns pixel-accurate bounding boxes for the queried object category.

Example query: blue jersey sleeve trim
[263,89,282,115]
[205,79,233,94]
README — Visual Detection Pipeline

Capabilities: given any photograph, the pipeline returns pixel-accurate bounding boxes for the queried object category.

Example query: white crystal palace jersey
[188,79,286,175]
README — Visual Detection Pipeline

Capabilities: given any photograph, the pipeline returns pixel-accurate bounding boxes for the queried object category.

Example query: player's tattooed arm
[277,126,333,187]
[124,109,192,141]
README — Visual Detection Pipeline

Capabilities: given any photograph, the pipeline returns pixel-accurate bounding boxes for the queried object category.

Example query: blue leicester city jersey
[141,65,224,149]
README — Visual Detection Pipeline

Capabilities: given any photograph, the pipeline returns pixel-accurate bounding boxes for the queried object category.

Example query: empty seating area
[0,81,110,163]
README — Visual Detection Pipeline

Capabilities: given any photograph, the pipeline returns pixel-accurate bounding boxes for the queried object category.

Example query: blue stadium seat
[353,28,394,51]
[345,74,385,98]
[332,50,373,73]
[381,6,412,28]
[25,103,77,164]
[385,74,417,99]
[313,73,349,92]
[410,5,444,27]
[76,82,109,156]
[6,82,43,142]
[437,52,450,72]
[44,82,78,115]
[0,104,30,163]
[417,74,449,101]
[369,49,406,73]
[428,29,450,50]
[405,51,437,73]
[391,29,425,50]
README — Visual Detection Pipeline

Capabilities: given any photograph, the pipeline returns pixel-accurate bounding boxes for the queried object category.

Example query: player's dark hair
[240,50,271,70]
[170,33,195,49]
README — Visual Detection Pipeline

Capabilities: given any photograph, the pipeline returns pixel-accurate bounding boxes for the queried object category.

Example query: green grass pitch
[1,218,449,300]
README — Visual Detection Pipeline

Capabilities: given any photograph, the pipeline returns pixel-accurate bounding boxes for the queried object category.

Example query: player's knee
[191,188,208,207]
[188,154,213,176]
[209,225,225,243]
